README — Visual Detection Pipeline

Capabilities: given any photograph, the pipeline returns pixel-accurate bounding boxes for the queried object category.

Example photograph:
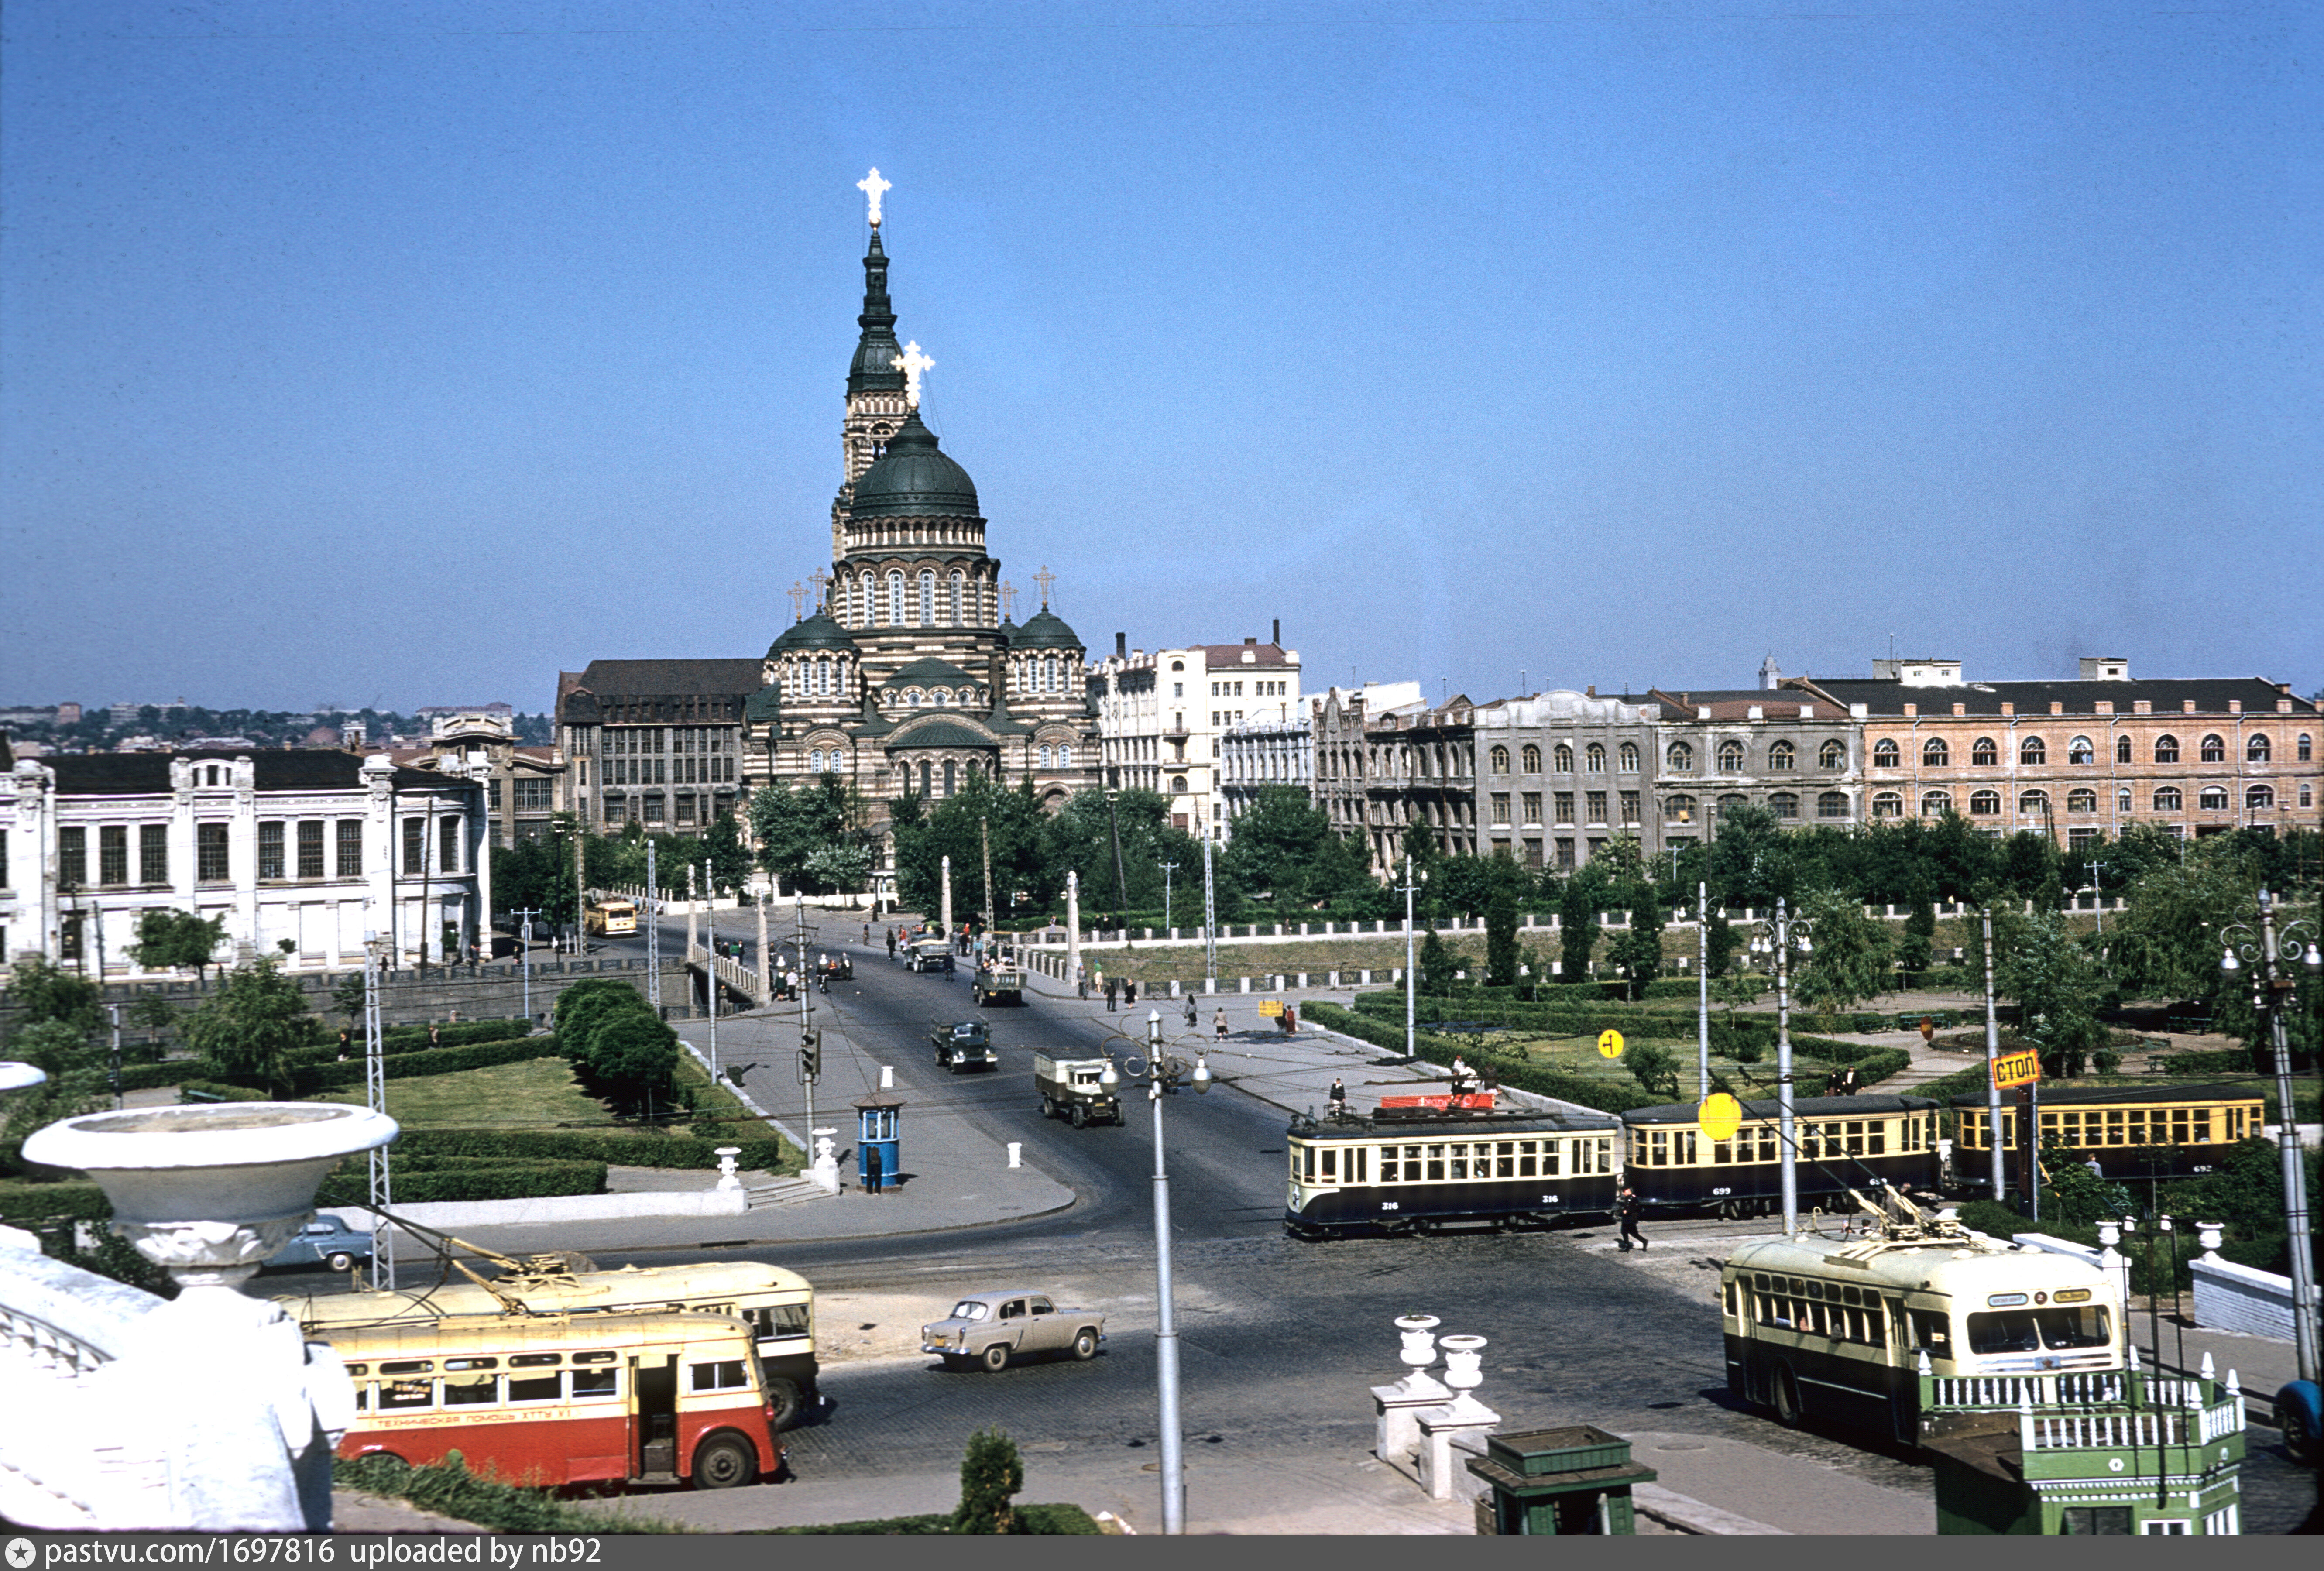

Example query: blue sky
[3,0,2317,714]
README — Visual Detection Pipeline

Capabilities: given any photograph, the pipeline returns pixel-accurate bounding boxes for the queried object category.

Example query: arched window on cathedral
[814,656,831,696]
[950,570,965,626]
[919,571,935,626]
[886,572,904,625]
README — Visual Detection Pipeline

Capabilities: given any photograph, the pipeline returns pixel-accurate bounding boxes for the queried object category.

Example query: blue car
[265,1214,371,1273]
[2278,1379,2320,1467]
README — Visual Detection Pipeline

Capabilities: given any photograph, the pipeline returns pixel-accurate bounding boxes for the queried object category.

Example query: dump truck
[1034,1050,1122,1128]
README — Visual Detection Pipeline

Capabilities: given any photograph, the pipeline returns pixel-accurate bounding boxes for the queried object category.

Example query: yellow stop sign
[1699,1092,1744,1143]
[1596,1029,1625,1060]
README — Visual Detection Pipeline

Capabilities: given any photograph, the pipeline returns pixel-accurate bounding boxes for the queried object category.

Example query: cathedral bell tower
[834,172,909,560]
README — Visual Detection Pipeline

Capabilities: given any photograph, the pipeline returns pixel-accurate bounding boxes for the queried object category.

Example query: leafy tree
[1898,889,1936,977]
[1485,884,1521,987]
[1557,873,1600,983]
[1790,887,1894,1022]
[951,1426,1024,1535]
[2000,830,2061,906]
[1625,1039,1682,1101]
[896,775,1061,919]
[1605,880,1665,1000]
[1712,972,1768,1062]
[2035,1137,2134,1227]
[701,814,753,898]
[1706,803,1792,910]
[1399,821,1441,922]
[554,977,641,1036]
[1223,787,1339,906]
[750,777,866,894]
[1418,928,1457,996]
[1704,909,1737,979]
[1,1019,108,1178]
[585,1013,680,1108]
[125,993,180,1052]
[2,955,104,1034]
[182,958,319,1094]
[1993,905,2110,1078]
[126,909,228,981]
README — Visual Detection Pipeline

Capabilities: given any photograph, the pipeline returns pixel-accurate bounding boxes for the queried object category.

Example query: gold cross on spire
[787,580,807,621]
[856,168,891,227]
[1000,580,1017,620]
[808,568,832,611]
[1033,566,1056,607]
[892,340,934,409]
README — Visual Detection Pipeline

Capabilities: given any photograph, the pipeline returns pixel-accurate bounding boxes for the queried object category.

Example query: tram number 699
[1711,1187,1734,1197]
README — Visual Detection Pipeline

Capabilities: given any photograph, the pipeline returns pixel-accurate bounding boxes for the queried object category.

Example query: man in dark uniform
[1328,1077,1347,1118]
[1617,1184,1647,1251]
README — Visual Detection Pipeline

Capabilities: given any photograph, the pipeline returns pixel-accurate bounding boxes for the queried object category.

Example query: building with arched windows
[1088,628,1303,838]
[556,189,1099,874]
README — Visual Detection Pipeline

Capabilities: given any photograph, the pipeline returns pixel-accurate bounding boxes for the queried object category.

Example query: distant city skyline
[5,2,2316,711]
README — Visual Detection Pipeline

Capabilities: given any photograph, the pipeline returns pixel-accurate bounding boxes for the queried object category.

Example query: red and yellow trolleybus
[327,1310,779,1490]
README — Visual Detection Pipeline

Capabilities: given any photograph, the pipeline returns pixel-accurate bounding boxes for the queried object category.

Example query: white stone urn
[2197,1221,2224,1260]
[24,1101,397,1297]
[1393,1314,1450,1399]
[1437,1333,1493,1422]
[715,1145,743,1192]
[0,1060,47,1094]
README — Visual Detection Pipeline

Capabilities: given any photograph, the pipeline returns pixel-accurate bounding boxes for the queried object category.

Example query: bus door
[634,1354,679,1478]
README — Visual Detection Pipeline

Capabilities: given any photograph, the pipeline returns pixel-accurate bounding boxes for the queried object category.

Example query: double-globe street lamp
[1099,1010,1211,1536]
[1743,898,1815,1235]
[2218,891,2320,1386]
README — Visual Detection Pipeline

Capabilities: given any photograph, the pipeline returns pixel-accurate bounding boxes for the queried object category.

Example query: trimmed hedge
[1353,991,1896,1047]
[117,1061,202,1092]
[0,1181,112,1224]
[336,1019,537,1056]
[334,1453,682,1534]
[315,1159,605,1206]
[765,1505,1102,1536]
[393,1127,797,1175]
[2154,1050,2257,1076]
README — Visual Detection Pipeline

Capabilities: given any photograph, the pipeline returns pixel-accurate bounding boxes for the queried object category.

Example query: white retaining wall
[321,1187,746,1234]
[2191,1255,2303,1343]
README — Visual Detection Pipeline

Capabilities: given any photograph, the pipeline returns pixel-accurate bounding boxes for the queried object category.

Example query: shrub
[392,1128,799,1175]
[952,1427,1024,1535]
[176,1080,270,1104]
[288,1036,565,1094]
[334,1452,681,1534]
[314,1159,605,1206]
[0,1181,113,1225]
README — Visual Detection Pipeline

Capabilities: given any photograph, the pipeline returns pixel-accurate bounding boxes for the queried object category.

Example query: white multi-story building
[1219,714,1313,834]
[1088,629,1301,839]
[0,747,489,976]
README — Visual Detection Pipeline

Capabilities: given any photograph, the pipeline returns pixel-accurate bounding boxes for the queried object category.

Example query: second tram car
[1621,1094,1942,1218]
[1948,1081,2268,1192]
[1284,1108,1623,1238]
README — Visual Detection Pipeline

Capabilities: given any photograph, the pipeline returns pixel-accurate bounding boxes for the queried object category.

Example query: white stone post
[1415,1334,1501,1501]
[809,1127,841,1194]
[714,1146,743,1192]
[2198,1221,2224,1261]
[941,854,953,940]
[1372,1314,1450,1478]
[1066,869,1081,994]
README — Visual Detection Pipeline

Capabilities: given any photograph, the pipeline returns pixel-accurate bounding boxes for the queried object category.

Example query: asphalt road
[499,913,2323,1530]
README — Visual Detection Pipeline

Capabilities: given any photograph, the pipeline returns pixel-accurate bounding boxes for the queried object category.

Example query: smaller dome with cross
[768,611,859,657]
[848,408,979,520]
[1010,606,1082,651]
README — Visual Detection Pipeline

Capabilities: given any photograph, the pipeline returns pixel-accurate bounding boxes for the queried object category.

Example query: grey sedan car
[265,1214,372,1273]
[921,1290,1106,1372]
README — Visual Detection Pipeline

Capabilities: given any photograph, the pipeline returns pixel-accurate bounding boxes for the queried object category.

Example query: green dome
[848,408,979,520]
[1012,606,1082,650]
[768,611,859,657]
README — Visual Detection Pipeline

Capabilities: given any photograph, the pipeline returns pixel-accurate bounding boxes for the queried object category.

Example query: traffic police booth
[853,1089,905,1194]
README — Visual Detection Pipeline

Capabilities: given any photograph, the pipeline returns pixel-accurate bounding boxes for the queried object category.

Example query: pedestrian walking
[428,1023,441,1049]
[942,952,955,981]
[336,1029,352,1063]
[1284,1003,1298,1035]
[1105,975,1119,1012]
[1124,978,1137,1005]
[1214,1007,1229,1041]
[1836,1063,1862,1097]
[1617,1184,1647,1251]
[1918,1016,1936,1048]
[1076,963,1089,999]
[886,929,898,963]
[1328,1077,1346,1117]
[1184,995,1198,1030]
[863,923,872,947]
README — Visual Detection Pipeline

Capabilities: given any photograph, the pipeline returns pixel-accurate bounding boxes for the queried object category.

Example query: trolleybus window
[1965,1305,2111,1354]
[690,1359,750,1393]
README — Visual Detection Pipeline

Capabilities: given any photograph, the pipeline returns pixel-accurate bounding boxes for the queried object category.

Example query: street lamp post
[362,930,395,1290]
[1980,905,2005,1199]
[512,906,540,1023]
[1697,880,1711,1101]
[1746,898,1816,1235]
[1099,1011,1210,1535]
[1159,860,1177,933]
[1397,854,1419,1060]
[646,839,660,1010]
[2219,891,2320,1385]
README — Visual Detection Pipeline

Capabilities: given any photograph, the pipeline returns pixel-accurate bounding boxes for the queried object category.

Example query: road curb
[1631,1482,1792,1535]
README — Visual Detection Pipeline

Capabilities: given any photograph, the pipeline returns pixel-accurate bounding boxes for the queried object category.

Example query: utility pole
[108,1003,122,1111]
[1200,837,1216,983]
[2221,892,2318,1384]
[1981,905,2005,1201]
[512,906,540,1022]
[363,933,394,1291]
[645,839,660,1009]
[756,889,771,1005]
[1696,880,1710,1101]
[1159,860,1177,932]
[704,861,717,1084]
[980,815,995,941]
[1399,853,1418,1060]
[796,895,817,1138]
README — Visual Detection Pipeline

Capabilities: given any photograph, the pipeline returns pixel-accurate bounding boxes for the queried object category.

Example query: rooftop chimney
[1272,618,1280,646]
[1115,632,1127,660]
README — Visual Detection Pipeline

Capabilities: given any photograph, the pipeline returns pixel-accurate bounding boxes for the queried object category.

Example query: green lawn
[317,1055,612,1130]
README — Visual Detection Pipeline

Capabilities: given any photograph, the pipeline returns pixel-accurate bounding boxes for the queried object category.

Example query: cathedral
[556,174,1097,865]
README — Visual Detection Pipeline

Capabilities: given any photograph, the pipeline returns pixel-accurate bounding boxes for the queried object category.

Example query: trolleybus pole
[1697,880,1710,1102]
[1981,905,2005,1201]
[2221,892,2318,1385]
[1748,901,1814,1235]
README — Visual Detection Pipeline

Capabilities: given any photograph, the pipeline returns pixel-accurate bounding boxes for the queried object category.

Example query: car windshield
[1966,1306,2112,1353]
[949,1300,990,1322]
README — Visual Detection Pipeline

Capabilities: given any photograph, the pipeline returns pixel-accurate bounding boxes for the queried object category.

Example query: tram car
[1722,1214,2125,1445]
[1620,1094,1942,1219]
[1947,1081,2267,1192]
[1284,1106,1623,1238]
